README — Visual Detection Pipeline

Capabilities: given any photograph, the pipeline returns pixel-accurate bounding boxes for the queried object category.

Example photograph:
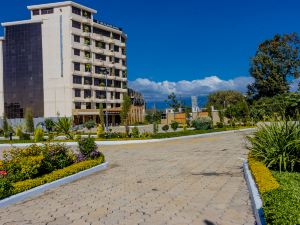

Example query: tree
[120,94,132,136]
[206,90,246,110]
[98,103,105,128]
[84,120,96,132]
[170,121,179,131]
[225,101,250,123]
[165,93,181,112]
[44,118,55,132]
[248,33,300,99]
[2,114,9,137]
[25,108,34,133]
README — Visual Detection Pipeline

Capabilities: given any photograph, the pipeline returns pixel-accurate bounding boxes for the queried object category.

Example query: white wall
[34,6,73,117]
[0,40,4,117]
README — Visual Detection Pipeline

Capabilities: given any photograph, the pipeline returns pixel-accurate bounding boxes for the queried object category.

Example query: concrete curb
[0,128,256,148]
[0,162,109,208]
[242,159,266,225]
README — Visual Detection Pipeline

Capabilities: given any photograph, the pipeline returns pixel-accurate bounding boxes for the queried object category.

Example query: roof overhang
[27,1,97,14]
[1,19,43,27]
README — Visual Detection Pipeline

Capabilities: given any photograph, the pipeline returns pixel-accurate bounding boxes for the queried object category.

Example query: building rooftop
[27,1,97,14]
[1,19,43,27]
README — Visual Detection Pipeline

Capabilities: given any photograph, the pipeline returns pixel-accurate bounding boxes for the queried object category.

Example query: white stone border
[0,128,256,148]
[0,162,109,208]
[242,159,266,225]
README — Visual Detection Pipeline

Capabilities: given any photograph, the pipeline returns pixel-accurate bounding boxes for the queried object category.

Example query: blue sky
[1,0,300,100]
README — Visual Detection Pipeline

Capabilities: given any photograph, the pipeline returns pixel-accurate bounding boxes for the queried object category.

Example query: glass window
[72,20,81,29]
[113,33,120,40]
[93,27,110,37]
[84,37,91,45]
[32,10,40,16]
[72,6,81,16]
[95,54,106,61]
[115,92,121,99]
[73,75,82,84]
[74,49,80,56]
[86,102,92,109]
[115,69,120,76]
[95,90,106,99]
[122,48,126,55]
[115,58,120,63]
[82,24,91,33]
[84,77,92,85]
[74,35,80,43]
[82,10,91,19]
[84,90,92,98]
[41,8,54,15]
[75,102,81,109]
[114,45,119,52]
[74,62,80,71]
[85,64,91,72]
[74,89,81,97]
[122,60,126,66]
[121,36,126,43]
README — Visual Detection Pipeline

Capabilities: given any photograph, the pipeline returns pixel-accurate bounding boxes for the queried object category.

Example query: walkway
[0,131,254,225]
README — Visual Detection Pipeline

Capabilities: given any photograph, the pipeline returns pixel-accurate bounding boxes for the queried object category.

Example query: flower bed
[0,137,105,200]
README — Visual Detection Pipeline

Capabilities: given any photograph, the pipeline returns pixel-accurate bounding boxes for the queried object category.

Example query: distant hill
[146,96,208,110]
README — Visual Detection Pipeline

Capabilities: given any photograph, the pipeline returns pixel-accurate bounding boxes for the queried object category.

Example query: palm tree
[55,117,73,139]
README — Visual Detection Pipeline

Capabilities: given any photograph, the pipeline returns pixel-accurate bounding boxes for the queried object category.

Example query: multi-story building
[0,1,144,125]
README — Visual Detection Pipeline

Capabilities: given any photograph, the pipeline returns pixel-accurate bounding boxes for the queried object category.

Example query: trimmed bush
[131,126,140,138]
[0,178,13,199]
[248,155,279,194]
[78,137,97,157]
[34,127,44,142]
[191,117,212,130]
[162,124,169,132]
[12,157,104,196]
[170,121,179,131]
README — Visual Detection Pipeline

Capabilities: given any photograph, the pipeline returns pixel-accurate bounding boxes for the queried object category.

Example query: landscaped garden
[0,137,105,200]
[247,121,300,224]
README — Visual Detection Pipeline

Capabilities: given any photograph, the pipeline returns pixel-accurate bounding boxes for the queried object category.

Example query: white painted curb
[0,162,109,208]
[0,128,255,148]
[242,159,266,225]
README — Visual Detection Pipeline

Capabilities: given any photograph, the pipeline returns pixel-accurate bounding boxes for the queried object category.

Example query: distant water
[146,96,208,110]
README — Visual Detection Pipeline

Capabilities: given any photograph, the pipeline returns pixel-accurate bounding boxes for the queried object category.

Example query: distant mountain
[146,96,208,110]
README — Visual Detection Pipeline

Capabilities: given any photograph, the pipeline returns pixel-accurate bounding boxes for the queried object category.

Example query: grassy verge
[262,172,300,225]
[249,156,300,224]
[1,156,105,200]
[0,126,255,144]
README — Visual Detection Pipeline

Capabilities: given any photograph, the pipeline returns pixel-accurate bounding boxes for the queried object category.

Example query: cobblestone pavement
[0,131,255,225]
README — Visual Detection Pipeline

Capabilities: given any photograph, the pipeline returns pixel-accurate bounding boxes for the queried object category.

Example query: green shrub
[182,123,187,131]
[44,118,55,132]
[78,137,97,157]
[170,121,179,131]
[0,178,13,200]
[191,117,212,130]
[3,155,44,182]
[34,127,44,142]
[131,126,140,138]
[247,121,300,172]
[19,132,31,140]
[162,124,169,132]
[55,117,73,139]
[216,122,224,128]
[12,157,105,196]
[41,144,75,173]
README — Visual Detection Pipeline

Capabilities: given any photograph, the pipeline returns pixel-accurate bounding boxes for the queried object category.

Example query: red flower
[0,171,7,176]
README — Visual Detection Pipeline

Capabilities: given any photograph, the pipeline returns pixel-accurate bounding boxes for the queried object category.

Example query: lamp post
[100,68,110,132]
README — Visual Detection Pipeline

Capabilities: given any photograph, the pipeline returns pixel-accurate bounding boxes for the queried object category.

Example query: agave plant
[55,117,73,140]
[247,120,300,172]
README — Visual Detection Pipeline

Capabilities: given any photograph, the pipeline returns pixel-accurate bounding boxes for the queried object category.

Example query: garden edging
[242,159,266,225]
[0,162,109,208]
[0,128,255,148]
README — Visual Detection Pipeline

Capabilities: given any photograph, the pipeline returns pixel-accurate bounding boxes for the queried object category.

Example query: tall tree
[165,92,181,112]
[25,108,34,133]
[248,33,300,99]
[120,94,132,135]
[98,103,105,128]
[206,90,246,110]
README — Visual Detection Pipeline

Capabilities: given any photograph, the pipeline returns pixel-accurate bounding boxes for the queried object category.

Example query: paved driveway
[0,131,255,225]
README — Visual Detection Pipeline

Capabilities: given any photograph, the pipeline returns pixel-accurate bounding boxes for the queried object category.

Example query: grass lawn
[262,171,300,225]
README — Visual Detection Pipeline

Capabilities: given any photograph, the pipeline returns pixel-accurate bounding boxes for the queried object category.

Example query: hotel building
[0,1,145,125]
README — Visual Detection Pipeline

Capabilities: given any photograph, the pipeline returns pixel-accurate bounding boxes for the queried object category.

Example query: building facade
[0,1,143,125]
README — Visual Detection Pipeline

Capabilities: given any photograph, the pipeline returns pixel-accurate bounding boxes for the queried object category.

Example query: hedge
[12,156,105,195]
[248,155,280,194]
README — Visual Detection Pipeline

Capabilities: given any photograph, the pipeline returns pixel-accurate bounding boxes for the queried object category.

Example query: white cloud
[129,75,253,100]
